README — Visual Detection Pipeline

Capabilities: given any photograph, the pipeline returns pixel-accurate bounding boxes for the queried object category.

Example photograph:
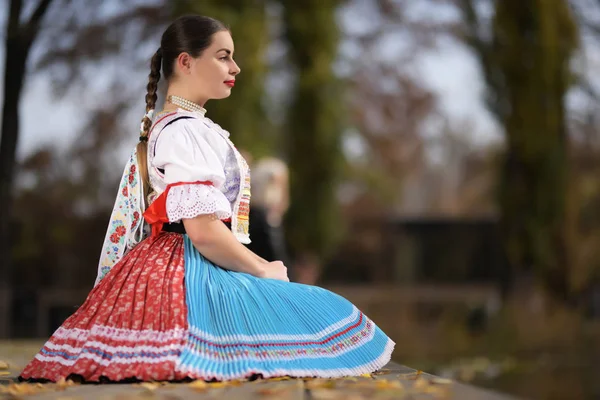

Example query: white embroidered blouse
[147,109,251,244]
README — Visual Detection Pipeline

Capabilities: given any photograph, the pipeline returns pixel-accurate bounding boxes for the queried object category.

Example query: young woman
[20,15,394,383]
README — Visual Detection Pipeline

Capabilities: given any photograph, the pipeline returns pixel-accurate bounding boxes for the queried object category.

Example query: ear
[176,52,193,75]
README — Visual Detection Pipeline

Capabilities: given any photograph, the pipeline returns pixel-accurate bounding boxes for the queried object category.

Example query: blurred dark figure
[465,306,488,337]
[465,294,501,337]
[583,273,600,320]
[246,158,293,278]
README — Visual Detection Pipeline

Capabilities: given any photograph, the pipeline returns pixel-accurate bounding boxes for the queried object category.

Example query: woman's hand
[259,261,289,282]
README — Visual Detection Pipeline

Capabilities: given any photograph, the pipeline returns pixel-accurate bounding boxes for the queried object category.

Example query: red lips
[224,80,235,87]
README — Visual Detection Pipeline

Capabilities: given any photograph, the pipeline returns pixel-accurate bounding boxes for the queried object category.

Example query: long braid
[137,48,162,203]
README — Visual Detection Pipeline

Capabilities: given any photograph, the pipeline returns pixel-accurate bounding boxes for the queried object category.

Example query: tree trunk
[0,0,53,338]
[0,39,28,273]
[0,0,24,338]
[491,0,578,302]
[281,0,344,265]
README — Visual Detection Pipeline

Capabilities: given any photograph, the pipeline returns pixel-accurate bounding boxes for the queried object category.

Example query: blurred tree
[562,101,600,302]
[346,72,431,215]
[457,0,579,302]
[10,105,127,337]
[0,0,54,299]
[324,0,499,283]
[567,0,600,299]
[280,0,344,265]
[172,0,273,158]
[0,0,171,337]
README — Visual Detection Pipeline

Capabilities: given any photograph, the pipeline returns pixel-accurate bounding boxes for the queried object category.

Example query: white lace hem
[166,184,232,222]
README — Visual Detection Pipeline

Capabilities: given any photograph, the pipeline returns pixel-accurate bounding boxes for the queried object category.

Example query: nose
[230,60,241,76]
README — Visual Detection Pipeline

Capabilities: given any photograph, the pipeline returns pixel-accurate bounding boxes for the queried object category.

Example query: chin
[213,89,232,100]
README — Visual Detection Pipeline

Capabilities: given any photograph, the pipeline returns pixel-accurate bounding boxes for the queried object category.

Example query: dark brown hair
[137,15,228,200]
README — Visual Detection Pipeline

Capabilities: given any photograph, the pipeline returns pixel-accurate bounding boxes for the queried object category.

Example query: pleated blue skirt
[176,235,395,380]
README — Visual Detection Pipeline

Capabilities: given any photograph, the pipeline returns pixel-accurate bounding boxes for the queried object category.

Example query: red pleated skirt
[19,233,189,382]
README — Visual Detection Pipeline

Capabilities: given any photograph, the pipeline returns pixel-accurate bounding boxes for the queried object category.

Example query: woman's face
[176,30,241,102]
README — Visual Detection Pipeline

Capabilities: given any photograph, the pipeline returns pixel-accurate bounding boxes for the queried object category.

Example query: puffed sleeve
[151,119,232,224]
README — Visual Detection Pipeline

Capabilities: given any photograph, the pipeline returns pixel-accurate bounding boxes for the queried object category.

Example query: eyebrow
[217,48,232,55]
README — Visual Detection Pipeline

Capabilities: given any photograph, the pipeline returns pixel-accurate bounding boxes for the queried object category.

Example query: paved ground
[0,341,517,399]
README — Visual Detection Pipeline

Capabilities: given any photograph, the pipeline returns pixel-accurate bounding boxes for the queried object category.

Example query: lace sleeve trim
[166,183,232,222]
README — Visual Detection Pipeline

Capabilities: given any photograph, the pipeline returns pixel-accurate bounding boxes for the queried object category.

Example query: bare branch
[27,0,54,27]
[36,4,168,68]
[20,0,55,49]
[454,0,485,52]
[7,0,23,37]
[32,3,170,96]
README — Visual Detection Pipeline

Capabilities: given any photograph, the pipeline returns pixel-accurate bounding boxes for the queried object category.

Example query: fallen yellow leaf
[360,373,372,378]
[0,361,9,370]
[398,372,421,380]
[375,379,404,390]
[208,381,230,388]
[306,379,336,389]
[0,383,49,395]
[0,371,11,376]
[55,377,77,390]
[424,385,451,397]
[138,382,161,391]
[413,377,429,390]
[188,380,208,390]
[265,376,291,381]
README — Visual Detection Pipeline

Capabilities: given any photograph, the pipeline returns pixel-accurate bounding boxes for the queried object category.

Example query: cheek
[203,63,226,84]
[191,61,229,94]
[193,64,210,82]
[191,62,213,83]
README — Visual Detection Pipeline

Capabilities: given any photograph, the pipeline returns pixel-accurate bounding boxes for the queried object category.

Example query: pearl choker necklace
[166,95,207,115]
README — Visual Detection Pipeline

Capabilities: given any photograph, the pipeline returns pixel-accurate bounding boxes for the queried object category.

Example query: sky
[336,0,502,161]
[0,1,503,162]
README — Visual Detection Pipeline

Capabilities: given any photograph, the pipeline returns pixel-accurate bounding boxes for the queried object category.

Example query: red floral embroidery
[122,187,128,197]
[115,225,126,237]
[131,211,140,230]
[110,233,120,243]
[128,165,136,185]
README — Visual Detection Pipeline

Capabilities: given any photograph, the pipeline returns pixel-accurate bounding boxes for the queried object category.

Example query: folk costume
[20,99,394,382]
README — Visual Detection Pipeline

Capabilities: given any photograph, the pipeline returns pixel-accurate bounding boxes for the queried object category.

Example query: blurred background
[0,0,599,398]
